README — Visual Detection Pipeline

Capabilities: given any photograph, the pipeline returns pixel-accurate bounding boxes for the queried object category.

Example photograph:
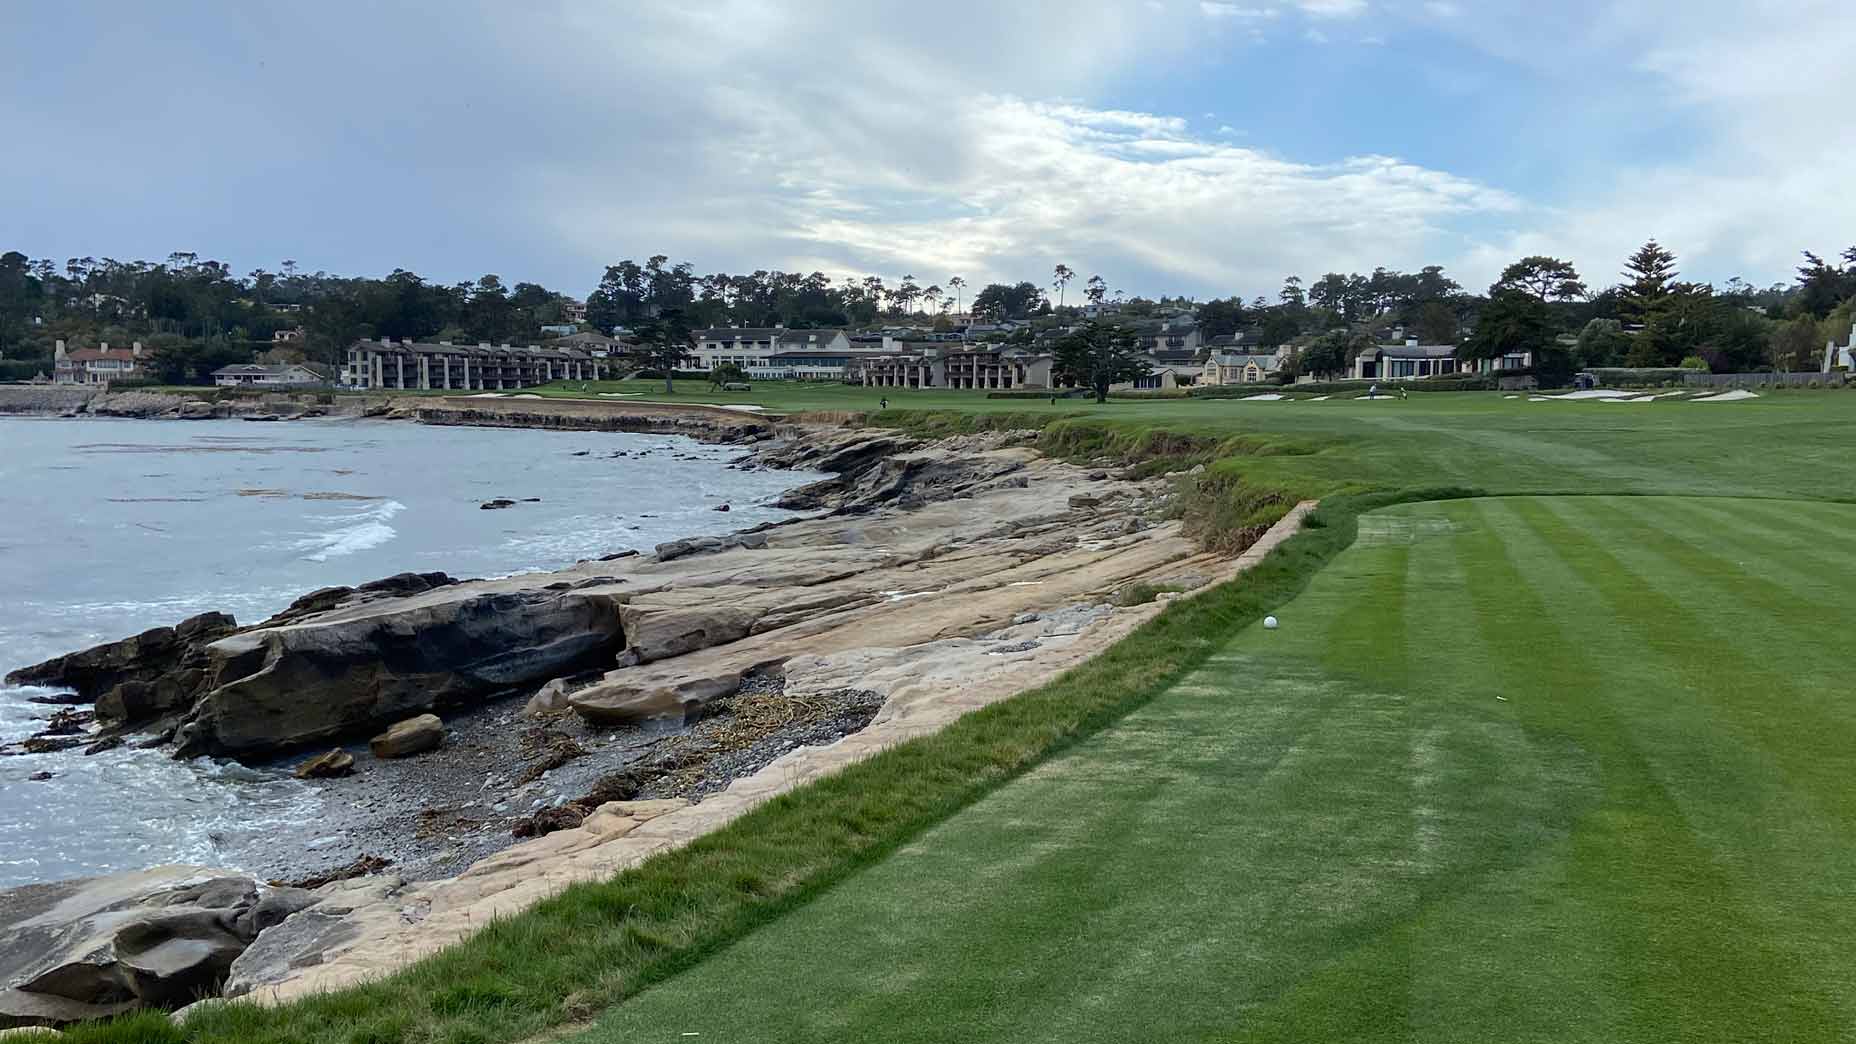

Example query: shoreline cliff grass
[67,489,1410,1044]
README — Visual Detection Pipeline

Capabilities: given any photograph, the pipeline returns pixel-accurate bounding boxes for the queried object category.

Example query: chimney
[381,336,393,347]
[132,341,143,358]
[54,339,66,360]
[99,341,109,353]
[1406,338,1419,347]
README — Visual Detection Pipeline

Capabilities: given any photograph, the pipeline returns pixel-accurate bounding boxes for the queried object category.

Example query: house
[343,338,611,390]
[691,328,851,372]
[539,323,579,337]
[271,327,306,343]
[560,297,588,324]
[1203,353,1277,385]
[1144,325,1202,355]
[1351,340,1461,381]
[52,340,157,385]
[547,331,631,358]
[212,362,334,387]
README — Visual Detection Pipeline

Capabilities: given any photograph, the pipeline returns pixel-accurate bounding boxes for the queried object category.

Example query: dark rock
[597,550,639,562]
[83,737,123,756]
[273,854,391,891]
[510,804,585,839]
[712,503,730,512]
[41,709,91,736]
[0,868,305,1028]
[26,772,52,782]
[293,749,355,779]
[1069,494,1101,508]
[480,499,516,510]
[1088,470,1109,480]
[3,612,235,703]
[173,585,624,758]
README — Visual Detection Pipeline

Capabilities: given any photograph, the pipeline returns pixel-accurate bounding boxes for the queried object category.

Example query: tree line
[3,241,1850,385]
[0,253,584,382]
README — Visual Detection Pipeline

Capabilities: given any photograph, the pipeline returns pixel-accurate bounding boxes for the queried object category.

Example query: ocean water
[0,415,821,887]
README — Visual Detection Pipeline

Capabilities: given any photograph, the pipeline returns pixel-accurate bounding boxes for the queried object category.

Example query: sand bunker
[1693,389,1760,402]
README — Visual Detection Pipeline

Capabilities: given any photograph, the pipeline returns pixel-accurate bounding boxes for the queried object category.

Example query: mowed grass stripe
[1556,495,1852,630]
[1499,496,1856,1036]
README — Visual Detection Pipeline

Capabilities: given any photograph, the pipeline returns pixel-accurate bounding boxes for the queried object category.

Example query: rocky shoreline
[0,402,1317,1028]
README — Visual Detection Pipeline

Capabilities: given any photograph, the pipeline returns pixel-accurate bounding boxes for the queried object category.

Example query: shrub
[1678,355,1711,372]
[984,389,1091,400]
[1113,582,1189,607]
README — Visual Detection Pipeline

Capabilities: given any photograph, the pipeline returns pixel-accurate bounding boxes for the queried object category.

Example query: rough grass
[569,495,1856,1042]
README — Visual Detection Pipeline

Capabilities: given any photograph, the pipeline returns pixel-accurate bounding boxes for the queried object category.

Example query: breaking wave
[294,500,405,561]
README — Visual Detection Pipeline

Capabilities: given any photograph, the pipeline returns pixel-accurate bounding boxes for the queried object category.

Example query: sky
[3,1,1851,301]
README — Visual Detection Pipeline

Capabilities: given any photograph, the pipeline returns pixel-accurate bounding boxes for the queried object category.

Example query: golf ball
[1263,615,1279,629]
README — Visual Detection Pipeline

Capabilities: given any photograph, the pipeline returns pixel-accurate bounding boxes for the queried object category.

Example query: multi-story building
[342,338,612,390]
[690,328,851,373]
[52,340,157,385]
[855,345,1056,390]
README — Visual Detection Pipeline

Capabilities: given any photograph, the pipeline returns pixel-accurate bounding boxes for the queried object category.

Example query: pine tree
[1620,240,1678,321]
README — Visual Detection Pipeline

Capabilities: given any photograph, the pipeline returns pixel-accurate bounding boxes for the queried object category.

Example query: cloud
[1423,0,1460,15]
[1200,2,1278,18]
[1294,0,1368,17]
[1432,0,1856,286]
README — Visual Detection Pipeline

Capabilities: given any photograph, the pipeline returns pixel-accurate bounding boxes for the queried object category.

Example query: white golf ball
[1263,615,1279,629]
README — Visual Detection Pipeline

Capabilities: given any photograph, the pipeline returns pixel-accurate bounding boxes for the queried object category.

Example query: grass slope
[572,495,1856,1043]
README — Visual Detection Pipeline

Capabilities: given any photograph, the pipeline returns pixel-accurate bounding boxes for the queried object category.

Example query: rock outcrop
[0,868,313,1028]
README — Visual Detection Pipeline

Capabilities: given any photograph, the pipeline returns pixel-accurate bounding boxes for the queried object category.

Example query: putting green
[571,496,1856,1043]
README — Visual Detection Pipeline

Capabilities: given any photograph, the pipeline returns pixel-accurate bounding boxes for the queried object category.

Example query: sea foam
[295,500,405,561]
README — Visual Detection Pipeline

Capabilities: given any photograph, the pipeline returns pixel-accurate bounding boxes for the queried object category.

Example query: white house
[1203,353,1276,385]
[691,328,851,374]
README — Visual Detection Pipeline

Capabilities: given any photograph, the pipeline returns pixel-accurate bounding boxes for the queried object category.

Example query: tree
[1620,240,1679,321]
[1413,300,1459,345]
[970,281,1042,321]
[633,308,695,394]
[1466,288,1567,383]
[1495,256,1587,302]
[1279,275,1305,309]
[1052,264,1075,312]
[1299,330,1352,380]
[709,361,747,387]
[947,276,967,315]
[1794,249,1856,320]
[1085,275,1107,308]
[1574,318,1630,368]
[1195,296,1246,338]
[1053,320,1147,403]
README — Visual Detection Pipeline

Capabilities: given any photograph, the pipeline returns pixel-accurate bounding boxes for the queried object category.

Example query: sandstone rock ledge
[1,421,1315,1018]
[227,492,1314,1005]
